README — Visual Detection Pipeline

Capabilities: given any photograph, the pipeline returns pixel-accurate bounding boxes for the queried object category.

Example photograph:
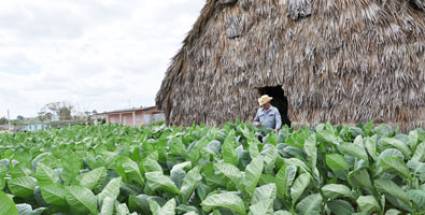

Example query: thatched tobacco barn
[156,0,425,129]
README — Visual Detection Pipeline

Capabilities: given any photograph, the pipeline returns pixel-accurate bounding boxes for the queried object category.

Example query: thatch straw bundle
[156,0,425,130]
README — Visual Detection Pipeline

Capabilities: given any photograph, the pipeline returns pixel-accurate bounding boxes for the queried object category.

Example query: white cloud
[0,0,204,118]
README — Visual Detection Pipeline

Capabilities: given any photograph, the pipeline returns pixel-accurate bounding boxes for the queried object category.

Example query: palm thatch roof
[156,0,425,130]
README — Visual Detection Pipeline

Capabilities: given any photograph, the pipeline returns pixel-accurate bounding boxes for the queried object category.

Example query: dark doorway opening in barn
[258,86,291,126]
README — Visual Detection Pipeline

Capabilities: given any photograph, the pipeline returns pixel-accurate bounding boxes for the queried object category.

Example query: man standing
[253,95,282,131]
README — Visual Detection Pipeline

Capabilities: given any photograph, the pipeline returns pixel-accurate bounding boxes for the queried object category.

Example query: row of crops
[1,123,425,214]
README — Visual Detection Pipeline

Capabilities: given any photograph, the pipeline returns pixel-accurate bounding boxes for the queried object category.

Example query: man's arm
[274,109,282,130]
[253,109,260,122]
[253,110,261,127]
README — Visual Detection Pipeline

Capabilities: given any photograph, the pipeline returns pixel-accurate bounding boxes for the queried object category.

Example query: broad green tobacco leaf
[408,130,420,149]
[408,189,425,211]
[407,160,425,176]
[243,156,264,195]
[248,140,260,158]
[251,183,277,205]
[375,179,410,205]
[0,191,18,215]
[412,142,425,162]
[248,198,274,215]
[356,195,380,214]
[149,198,176,215]
[35,163,59,185]
[373,124,395,137]
[222,131,239,165]
[327,200,354,215]
[65,185,98,215]
[235,145,246,162]
[0,174,5,190]
[249,184,277,215]
[260,144,279,173]
[326,154,350,172]
[168,137,186,157]
[214,162,242,186]
[8,176,37,198]
[180,167,202,203]
[31,152,52,172]
[304,134,317,170]
[201,192,246,215]
[353,135,364,145]
[33,186,45,207]
[260,173,276,185]
[9,163,31,179]
[98,177,122,204]
[276,164,297,199]
[379,148,405,160]
[61,154,82,185]
[381,138,412,158]
[116,157,144,187]
[264,132,279,145]
[286,128,311,148]
[285,158,310,173]
[129,194,165,214]
[170,162,191,174]
[115,201,131,215]
[16,204,46,215]
[321,184,354,200]
[0,161,6,190]
[348,169,373,189]
[183,212,198,215]
[204,140,221,155]
[295,193,322,215]
[380,157,411,179]
[273,211,292,215]
[338,143,368,161]
[148,199,161,214]
[278,144,305,159]
[176,204,200,214]
[290,173,311,204]
[79,167,107,191]
[99,197,114,215]
[202,163,226,187]
[275,166,286,200]
[304,135,321,183]
[186,138,208,163]
[145,171,180,195]
[364,136,378,160]
[385,209,402,215]
[317,129,342,145]
[170,161,192,187]
[40,184,67,207]
[143,158,163,173]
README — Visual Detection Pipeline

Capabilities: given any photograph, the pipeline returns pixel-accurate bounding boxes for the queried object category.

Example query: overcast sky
[0,0,204,118]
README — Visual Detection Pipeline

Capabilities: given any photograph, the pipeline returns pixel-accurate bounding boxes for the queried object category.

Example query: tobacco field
[1,123,425,215]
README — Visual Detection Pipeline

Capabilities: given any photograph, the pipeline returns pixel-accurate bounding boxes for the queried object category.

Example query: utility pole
[7,109,11,131]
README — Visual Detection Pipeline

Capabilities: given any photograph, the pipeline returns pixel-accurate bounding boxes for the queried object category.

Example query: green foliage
[0,191,18,215]
[201,192,246,214]
[1,123,425,214]
[8,176,37,198]
[65,186,98,214]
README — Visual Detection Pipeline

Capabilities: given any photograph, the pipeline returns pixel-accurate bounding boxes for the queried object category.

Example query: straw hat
[258,95,273,106]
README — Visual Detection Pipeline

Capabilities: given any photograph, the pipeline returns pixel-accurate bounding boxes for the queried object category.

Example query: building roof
[94,106,160,116]
[156,0,425,130]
